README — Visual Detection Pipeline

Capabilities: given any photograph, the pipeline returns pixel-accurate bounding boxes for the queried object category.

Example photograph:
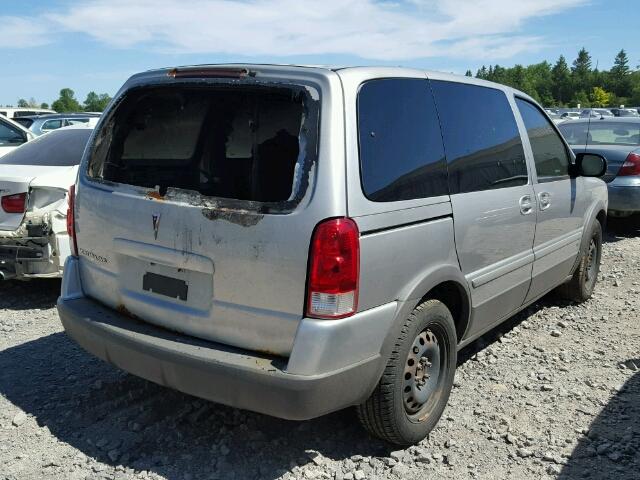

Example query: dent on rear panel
[0,187,69,276]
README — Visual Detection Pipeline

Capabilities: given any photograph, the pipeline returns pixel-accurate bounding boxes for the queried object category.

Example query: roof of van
[125,63,537,105]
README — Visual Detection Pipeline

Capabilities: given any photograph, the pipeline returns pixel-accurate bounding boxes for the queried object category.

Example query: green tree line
[14,88,112,113]
[468,48,640,108]
[9,48,640,112]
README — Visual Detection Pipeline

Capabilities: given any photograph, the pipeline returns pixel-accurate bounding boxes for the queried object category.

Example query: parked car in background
[561,111,581,120]
[57,65,608,446]
[0,125,93,280]
[0,115,35,158]
[14,113,101,136]
[0,107,56,118]
[580,109,614,119]
[559,118,640,217]
[610,108,640,118]
[547,112,564,124]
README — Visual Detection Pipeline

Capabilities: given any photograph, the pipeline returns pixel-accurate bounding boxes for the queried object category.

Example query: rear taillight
[618,152,640,176]
[306,218,360,319]
[1,192,27,213]
[66,185,78,256]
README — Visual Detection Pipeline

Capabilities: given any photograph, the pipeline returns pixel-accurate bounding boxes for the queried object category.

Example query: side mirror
[574,152,607,177]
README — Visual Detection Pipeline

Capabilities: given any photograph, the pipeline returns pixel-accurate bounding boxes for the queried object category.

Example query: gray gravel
[1,218,639,480]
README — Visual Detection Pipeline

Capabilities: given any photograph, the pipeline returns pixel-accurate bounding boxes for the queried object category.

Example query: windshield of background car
[559,122,640,147]
[0,128,92,166]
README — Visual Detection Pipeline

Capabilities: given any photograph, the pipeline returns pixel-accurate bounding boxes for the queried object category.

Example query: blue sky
[1,0,637,107]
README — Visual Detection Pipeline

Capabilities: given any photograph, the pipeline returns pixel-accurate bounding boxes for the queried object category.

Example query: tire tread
[356,300,445,444]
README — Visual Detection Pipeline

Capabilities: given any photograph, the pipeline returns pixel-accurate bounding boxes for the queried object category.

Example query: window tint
[516,98,569,180]
[357,78,447,202]
[0,128,91,166]
[431,81,528,194]
[0,119,25,146]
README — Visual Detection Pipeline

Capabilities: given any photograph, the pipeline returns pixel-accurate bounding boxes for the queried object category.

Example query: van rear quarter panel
[357,214,462,311]
[337,68,466,324]
[74,67,347,357]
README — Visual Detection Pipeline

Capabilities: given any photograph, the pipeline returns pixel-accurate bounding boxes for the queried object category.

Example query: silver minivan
[57,65,608,446]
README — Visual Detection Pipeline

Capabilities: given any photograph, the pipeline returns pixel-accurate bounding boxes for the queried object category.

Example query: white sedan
[0,115,35,158]
[0,125,92,280]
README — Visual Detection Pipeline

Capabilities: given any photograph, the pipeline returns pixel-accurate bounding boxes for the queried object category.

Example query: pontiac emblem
[152,213,161,239]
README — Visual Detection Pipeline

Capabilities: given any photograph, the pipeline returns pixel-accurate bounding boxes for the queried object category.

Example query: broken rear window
[87,84,318,205]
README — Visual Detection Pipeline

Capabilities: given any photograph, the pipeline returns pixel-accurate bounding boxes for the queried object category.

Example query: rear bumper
[608,179,640,213]
[0,236,62,279]
[58,295,384,420]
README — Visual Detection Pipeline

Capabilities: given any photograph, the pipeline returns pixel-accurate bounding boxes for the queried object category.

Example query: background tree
[551,55,571,105]
[51,88,82,112]
[590,86,611,107]
[608,49,632,99]
[470,47,640,108]
[573,90,591,108]
[40,102,49,109]
[571,47,592,102]
[526,61,554,105]
[83,92,112,112]
[17,97,40,108]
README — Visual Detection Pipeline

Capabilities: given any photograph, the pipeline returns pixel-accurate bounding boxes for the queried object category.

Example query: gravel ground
[1,218,639,480]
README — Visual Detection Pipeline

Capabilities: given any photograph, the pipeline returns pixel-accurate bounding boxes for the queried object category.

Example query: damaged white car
[0,125,93,280]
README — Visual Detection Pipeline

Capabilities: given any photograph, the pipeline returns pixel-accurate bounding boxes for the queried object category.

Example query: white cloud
[0,16,52,48]
[4,0,586,60]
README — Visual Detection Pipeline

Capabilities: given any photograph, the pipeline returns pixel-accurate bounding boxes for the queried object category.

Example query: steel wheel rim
[403,328,442,418]
[585,239,598,288]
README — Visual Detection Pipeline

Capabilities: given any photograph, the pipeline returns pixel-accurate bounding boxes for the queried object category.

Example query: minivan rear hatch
[76,69,327,356]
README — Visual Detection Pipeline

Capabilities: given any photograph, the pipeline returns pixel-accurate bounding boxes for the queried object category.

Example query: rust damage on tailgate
[85,78,320,226]
[116,304,139,320]
[201,208,263,227]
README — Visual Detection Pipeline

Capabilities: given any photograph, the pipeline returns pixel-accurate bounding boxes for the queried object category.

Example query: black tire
[559,220,602,302]
[356,299,457,446]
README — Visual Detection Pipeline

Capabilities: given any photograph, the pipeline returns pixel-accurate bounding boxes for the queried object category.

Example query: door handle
[519,195,534,215]
[538,192,551,211]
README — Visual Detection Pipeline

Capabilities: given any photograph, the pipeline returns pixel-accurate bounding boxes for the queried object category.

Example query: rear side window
[13,118,34,128]
[42,119,63,131]
[88,85,318,206]
[357,78,447,202]
[66,118,90,126]
[0,128,92,166]
[0,120,25,146]
[516,98,570,181]
[431,81,528,194]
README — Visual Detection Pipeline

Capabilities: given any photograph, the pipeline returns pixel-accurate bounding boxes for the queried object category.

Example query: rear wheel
[559,220,602,302]
[356,299,456,446]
